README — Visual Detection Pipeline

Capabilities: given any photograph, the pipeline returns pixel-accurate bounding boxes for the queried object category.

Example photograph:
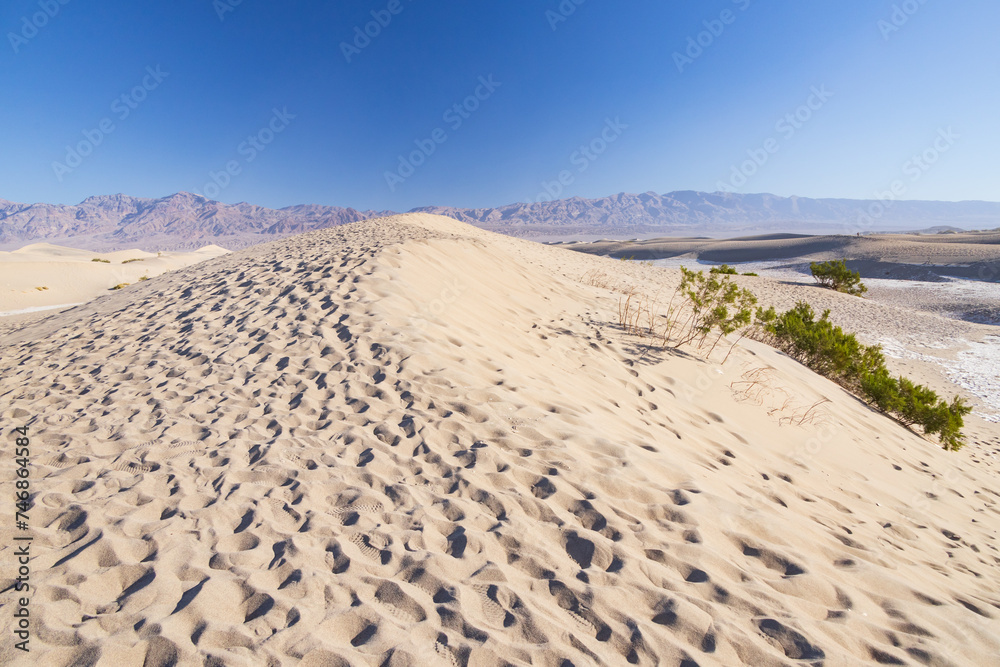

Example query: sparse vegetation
[741,272,758,277]
[754,302,882,384]
[591,263,969,450]
[34,286,48,291]
[730,367,831,426]
[582,269,626,292]
[139,275,150,281]
[779,398,831,427]
[110,283,130,290]
[754,301,970,450]
[92,258,110,263]
[810,259,867,296]
[709,264,737,275]
[122,258,145,264]
[617,256,653,267]
[617,267,760,363]
[859,369,971,451]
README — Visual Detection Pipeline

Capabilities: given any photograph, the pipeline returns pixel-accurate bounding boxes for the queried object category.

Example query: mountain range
[2,191,999,251]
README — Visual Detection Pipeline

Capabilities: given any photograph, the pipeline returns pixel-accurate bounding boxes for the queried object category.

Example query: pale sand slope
[0,243,230,315]
[1,214,999,666]
[657,268,1000,439]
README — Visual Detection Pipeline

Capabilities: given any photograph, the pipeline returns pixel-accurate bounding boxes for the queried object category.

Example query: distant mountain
[0,192,392,251]
[413,191,1000,237]
[2,190,999,251]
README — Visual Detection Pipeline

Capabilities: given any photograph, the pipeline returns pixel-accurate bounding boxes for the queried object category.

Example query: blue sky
[2,0,998,210]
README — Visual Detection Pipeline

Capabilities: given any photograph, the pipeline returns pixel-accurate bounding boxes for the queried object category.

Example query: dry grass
[777,398,831,426]
[614,278,755,363]
[581,269,629,294]
[731,366,831,426]
[730,366,780,405]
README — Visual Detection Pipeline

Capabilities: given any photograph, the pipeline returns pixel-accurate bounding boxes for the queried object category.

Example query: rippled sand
[1,215,998,666]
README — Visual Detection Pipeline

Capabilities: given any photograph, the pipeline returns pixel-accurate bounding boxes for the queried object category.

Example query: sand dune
[574,231,1000,279]
[0,243,229,316]
[1,214,998,666]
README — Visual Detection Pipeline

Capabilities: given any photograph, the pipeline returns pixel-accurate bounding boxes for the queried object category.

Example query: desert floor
[571,231,1000,271]
[1,215,998,666]
[0,243,229,317]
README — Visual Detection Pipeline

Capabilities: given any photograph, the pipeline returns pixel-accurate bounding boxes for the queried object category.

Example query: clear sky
[2,0,998,210]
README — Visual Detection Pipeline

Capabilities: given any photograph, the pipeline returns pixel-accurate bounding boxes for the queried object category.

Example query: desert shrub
[139,275,149,281]
[34,286,48,291]
[614,270,968,447]
[810,259,867,296]
[616,268,758,361]
[860,369,970,450]
[923,396,972,451]
[709,264,738,275]
[893,379,970,450]
[664,268,756,350]
[122,258,144,264]
[894,377,941,427]
[742,272,758,277]
[110,283,130,290]
[759,300,969,449]
[859,367,902,413]
[764,302,878,382]
[92,258,110,263]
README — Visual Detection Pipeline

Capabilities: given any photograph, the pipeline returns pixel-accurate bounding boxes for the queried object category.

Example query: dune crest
[1,213,998,666]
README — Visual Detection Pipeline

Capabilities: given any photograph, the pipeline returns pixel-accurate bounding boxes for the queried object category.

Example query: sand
[642,257,1000,438]
[573,231,1000,266]
[0,243,230,316]
[1,214,998,666]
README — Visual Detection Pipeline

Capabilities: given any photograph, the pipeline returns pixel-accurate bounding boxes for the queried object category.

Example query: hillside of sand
[1,214,999,666]
[0,243,229,317]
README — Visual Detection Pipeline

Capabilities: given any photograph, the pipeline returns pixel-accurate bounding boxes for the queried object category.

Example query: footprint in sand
[351,532,391,565]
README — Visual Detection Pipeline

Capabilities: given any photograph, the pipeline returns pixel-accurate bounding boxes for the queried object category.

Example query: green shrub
[122,258,144,264]
[925,397,972,451]
[765,302,878,382]
[859,367,902,413]
[741,272,758,277]
[92,258,110,263]
[810,259,867,296]
[139,275,149,281]
[619,268,758,362]
[894,377,941,427]
[110,283,130,290]
[759,300,969,449]
[666,267,756,351]
[859,369,970,450]
[709,264,738,275]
